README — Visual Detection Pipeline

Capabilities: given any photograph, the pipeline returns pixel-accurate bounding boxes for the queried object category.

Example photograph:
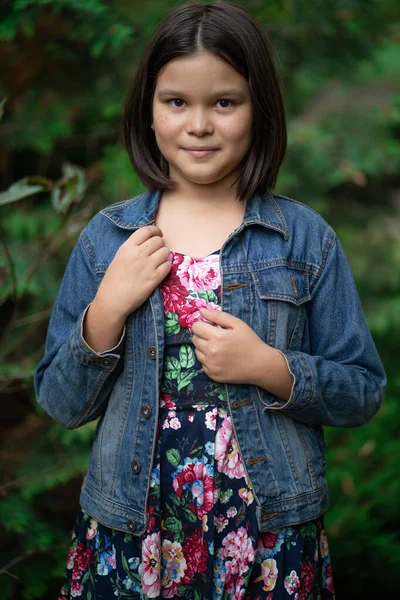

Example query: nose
[186,106,214,136]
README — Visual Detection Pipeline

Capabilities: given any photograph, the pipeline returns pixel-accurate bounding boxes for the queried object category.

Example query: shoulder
[271,193,332,232]
[270,193,337,272]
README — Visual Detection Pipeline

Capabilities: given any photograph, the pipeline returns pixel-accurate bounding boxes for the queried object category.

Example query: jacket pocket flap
[254,267,311,306]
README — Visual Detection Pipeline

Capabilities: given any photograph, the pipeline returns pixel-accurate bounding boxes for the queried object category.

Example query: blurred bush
[1,0,400,598]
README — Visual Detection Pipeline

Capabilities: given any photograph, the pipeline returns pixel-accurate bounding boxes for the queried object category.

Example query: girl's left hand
[191,307,266,384]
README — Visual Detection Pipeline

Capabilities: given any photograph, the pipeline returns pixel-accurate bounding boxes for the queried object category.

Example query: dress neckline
[171,249,220,260]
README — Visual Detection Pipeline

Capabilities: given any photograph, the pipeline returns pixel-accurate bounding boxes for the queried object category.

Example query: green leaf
[166,448,181,467]
[164,517,182,532]
[0,178,47,207]
[165,312,180,335]
[177,370,197,391]
[179,345,195,368]
[182,507,197,523]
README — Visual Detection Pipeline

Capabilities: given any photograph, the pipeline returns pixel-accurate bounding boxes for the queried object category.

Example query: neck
[164,170,243,210]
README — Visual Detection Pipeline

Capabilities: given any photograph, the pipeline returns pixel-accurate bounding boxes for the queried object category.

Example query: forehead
[154,52,249,94]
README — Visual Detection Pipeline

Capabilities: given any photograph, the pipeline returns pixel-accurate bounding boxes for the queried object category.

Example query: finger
[191,321,210,340]
[130,225,163,246]
[152,246,172,269]
[198,307,236,328]
[140,234,165,256]
[192,334,208,353]
[194,347,208,365]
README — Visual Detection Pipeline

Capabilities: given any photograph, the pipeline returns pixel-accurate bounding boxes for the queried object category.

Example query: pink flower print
[205,407,218,431]
[161,540,187,589]
[284,570,300,595]
[178,298,220,331]
[74,542,92,573]
[227,507,237,518]
[215,415,245,479]
[214,514,229,533]
[259,559,278,592]
[182,529,208,582]
[218,527,256,592]
[70,579,84,597]
[172,461,214,519]
[141,532,161,598]
[169,417,181,430]
[297,560,316,599]
[85,518,98,540]
[66,545,76,570]
[325,562,335,593]
[168,251,185,275]
[176,254,220,292]
[160,394,176,409]
[188,413,194,422]
[238,487,254,505]
[161,274,189,313]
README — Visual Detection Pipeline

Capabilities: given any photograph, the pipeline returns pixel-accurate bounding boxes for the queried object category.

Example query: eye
[216,99,234,109]
[167,98,186,108]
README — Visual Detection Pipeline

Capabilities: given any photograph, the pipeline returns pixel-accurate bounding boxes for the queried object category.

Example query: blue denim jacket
[34,189,386,536]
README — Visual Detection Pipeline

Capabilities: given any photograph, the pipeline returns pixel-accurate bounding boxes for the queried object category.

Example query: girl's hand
[192,308,294,400]
[93,225,171,320]
[191,307,266,384]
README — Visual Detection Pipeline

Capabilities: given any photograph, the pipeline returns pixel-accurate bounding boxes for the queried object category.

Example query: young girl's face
[152,52,253,192]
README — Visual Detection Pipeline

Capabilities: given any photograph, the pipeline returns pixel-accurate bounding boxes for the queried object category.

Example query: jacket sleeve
[34,230,125,429]
[258,233,386,427]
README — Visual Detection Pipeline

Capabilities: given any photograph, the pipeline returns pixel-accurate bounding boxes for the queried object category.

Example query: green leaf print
[164,517,182,532]
[179,345,195,368]
[81,570,90,584]
[301,521,317,539]
[197,289,218,304]
[175,530,185,544]
[177,369,198,391]
[121,552,141,582]
[165,312,180,335]
[182,507,197,522]
[166,448,182,467]
[87,592,92,600]
[165,355,181,373]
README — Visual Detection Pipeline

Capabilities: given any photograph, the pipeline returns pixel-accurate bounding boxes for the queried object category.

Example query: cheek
[221,115,252,147]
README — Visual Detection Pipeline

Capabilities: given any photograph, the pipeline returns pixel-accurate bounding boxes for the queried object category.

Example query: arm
[34,230,126,429]
[256,234,387,427]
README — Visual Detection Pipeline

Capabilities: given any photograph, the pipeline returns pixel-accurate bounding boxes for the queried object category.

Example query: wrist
[250,342,294,402]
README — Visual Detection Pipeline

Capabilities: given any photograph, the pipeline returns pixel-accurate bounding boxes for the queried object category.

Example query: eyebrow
[157,88,246,99]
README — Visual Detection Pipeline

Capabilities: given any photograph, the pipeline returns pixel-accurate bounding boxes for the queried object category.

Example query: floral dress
[60,249,335,600]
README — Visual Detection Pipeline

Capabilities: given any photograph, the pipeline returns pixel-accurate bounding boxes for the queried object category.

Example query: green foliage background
[0,0,399,597]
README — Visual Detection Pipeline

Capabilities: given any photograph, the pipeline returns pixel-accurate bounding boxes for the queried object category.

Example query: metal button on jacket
[146,346,156,359]
[126,519,136,533]
[131,460,141,474]
[141,405,152,419]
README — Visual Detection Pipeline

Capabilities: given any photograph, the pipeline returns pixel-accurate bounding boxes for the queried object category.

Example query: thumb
[199,307,236,328]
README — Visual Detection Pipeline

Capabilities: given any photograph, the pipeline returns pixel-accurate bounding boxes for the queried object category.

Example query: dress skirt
[59,249,335,599]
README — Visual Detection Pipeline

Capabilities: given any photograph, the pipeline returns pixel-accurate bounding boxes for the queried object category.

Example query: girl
[35,2,386,599]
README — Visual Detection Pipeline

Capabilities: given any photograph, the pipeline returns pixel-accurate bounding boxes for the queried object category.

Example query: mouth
[183,148,218,158]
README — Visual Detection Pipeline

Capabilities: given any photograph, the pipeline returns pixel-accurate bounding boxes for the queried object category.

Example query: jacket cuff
[70,303,126,369]
[257,349,314,413]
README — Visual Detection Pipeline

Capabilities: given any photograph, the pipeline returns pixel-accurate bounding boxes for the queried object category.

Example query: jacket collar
[101,188,289,240]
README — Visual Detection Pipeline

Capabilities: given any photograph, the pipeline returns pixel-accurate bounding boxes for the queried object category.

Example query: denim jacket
[34,189,386,536]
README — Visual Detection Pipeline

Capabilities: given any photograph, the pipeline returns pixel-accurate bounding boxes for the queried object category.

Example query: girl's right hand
[93,225,171,320]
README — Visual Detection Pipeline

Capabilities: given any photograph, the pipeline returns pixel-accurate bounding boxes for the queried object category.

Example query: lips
[184,147,217,158]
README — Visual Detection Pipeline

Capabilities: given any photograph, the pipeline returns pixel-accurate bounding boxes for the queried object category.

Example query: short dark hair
[122,1,287,202]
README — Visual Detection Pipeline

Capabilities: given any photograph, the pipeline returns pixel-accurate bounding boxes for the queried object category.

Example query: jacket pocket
[253,266,310,349]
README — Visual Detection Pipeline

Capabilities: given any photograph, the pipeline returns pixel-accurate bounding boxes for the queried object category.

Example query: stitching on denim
[80,231,96,268]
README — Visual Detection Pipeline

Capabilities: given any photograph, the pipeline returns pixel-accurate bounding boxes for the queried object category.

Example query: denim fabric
[34,189,386,536]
